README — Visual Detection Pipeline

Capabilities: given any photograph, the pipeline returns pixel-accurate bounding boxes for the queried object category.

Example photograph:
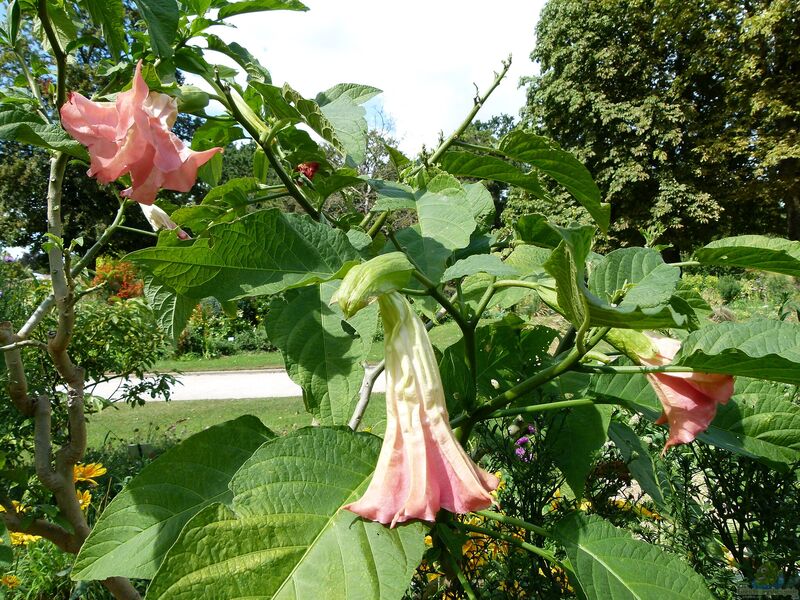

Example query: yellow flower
[77,490,92,511]
[10,532,40,546]
[0,500,29,514]
[1,574,20,589]
[73,463,107,486]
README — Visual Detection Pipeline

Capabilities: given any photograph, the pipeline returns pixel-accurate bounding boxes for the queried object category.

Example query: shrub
[717,275,742,304]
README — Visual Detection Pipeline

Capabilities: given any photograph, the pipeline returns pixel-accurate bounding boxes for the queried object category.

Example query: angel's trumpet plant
[340,287,498,527]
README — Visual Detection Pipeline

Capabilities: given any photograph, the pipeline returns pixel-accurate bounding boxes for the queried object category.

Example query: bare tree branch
[0,322,35,416]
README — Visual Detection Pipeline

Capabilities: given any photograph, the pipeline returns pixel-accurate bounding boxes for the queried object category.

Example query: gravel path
[90,367,386,401]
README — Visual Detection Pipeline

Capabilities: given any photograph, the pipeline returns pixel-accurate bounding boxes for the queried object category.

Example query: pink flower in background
[344,292,498,527]
[294,161,320,181]
[138,204,189,240]
[641,334,735,452]
[60,61,222,204]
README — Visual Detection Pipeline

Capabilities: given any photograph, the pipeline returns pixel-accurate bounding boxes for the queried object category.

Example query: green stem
[453,327,610,429]
[450,139,507,157]
[366,59,512,236]
[37,0,66,109]
[470,279,496,326]
[476,510,550,538]
[218,83,320,220]
[14,51,50,121]
[577,364,696,375]
[493,279,550,292]
[415,56,512,172]
[484,398,607,421]
[459,522,558,564]
[669,260,701,268]
[117,225,157,237]
[441,545,478,600]
[366,212,388,238]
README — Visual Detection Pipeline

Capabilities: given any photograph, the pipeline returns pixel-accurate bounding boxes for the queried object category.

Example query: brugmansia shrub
[0,1,799,600]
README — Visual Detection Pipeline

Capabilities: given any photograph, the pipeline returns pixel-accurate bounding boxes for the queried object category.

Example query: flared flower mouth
[344,292,498,527]
[640,333,734,452]
[60,61,222,204]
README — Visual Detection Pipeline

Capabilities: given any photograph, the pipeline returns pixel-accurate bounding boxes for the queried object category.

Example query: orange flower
[1,574,20,589]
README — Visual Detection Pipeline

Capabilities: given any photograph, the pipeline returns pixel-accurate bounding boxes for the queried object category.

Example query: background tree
[520,0,798,252]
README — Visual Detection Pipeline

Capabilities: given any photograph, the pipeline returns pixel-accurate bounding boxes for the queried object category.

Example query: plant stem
[576,364,696,375]
[118,225,157,237]
[441,545,478,600]
[485,398,607,420]
[669,260,701,268]
[476,510,550,538]
[366,58,512,237]
[37,0,66,109]
[349,361,384,431]
[453,327,610,429]
[459,522,558,564]
[218,83,320,220]
[416,56,512,171]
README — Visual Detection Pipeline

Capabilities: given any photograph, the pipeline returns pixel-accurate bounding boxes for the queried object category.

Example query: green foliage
[146,427,427,599]
[74,416,274,580]
[717,275,742,304]
[522,0,799,248]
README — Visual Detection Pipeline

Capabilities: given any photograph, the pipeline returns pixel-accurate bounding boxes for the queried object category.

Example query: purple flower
[515,436,529,446]
[514,447,526,458]
[527,424,536,434]
[2,255,13,263]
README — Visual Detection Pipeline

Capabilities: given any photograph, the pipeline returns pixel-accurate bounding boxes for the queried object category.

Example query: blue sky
[202,1,547,155]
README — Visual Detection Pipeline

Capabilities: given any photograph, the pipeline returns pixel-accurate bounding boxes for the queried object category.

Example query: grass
[152,346,385,373]
[87,395,387,450]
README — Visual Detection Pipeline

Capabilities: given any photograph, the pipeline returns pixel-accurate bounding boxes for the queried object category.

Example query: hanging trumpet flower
[334,260,498,526]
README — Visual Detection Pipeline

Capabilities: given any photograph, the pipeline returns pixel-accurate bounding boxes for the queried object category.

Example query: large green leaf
[438,150,546,196]
[500,131,609,232]
[554,513,713,599]
[589,247,680,308]
[544,225,688,329]
[146,428,427,599]
[0,107,87,157]
[266,281,377,425]
[514,213,563,248]
[143,276,196,346]
[320,96,368,164]
[394,191,477,283]
[591,368,800,468]
[127,209,359,301]
[700,379,800,469]
[133,0,178,59]
[73,416,273,581]
[692,235,800,277]
[315,83,381,107]
[84,0,127,58]
[674,320,800,384]
[548,404,613,498]
[217,0,309,19]
[442,254,519,281]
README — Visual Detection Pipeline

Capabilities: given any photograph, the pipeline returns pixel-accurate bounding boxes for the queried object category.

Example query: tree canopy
[522,0,799,252]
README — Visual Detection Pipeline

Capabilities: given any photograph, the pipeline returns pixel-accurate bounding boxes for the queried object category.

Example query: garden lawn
[152,346,386,373]
[86,395,387,449]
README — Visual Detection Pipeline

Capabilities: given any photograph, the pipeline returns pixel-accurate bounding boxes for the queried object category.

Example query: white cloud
[197,1,545,155]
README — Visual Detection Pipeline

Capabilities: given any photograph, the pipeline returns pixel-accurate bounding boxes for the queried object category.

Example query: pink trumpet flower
[345,292,498,527]
[60,61,222,204]
[640,334,734,452]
